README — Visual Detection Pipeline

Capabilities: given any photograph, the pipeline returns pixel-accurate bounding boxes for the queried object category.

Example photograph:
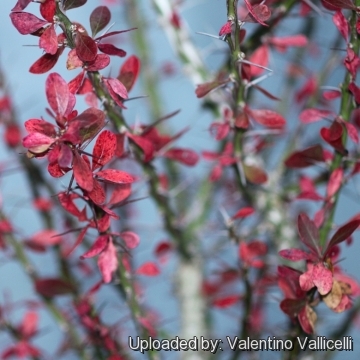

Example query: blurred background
[0,0,360,359]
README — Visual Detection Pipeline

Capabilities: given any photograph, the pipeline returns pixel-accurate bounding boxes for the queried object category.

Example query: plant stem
[319,4,360,247]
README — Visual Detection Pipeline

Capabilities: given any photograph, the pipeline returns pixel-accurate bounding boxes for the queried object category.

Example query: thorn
[240,59,273,73]
[196,31,221,40]
[219,206,232,227]
[302,0,324,16]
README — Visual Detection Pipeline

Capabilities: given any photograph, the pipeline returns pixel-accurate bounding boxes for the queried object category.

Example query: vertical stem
[319,4,360,247]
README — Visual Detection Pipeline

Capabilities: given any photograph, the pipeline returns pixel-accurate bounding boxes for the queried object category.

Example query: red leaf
[81,235,108,259]
[278,265,304,299]
[299,108,334,124]
[312,263,333,295]
[66,48,83,70]
[90,6,111,37]
[320,120,346,154]
[75,33,98,62]
[232,207,255,219]
[85,54,109,72]
[92,130,117,170]
[120,231,140,249]
[284,144,324,168]
[219,21,232,36]
[333,10,349,41]
[326,168,343,198]
[280,299,305,317]
[314,209,325,228]
[247,108,286,128]
[115,133,125,157]
[322,0,356,10]
[98,43,126,57]
[4,124,21,147]
[298,213,321,257]
[33,197,52,211]
[87,179,106,205]
[163,148,199,166]
[239,240,267,268]
[97,239,118,283]
[195,78,230,98]
[19,311,38,338]
[40,0,56,23]
[344,48,360,77]
[28,229,61,248]
[24,119,56,137]
[22,132,54,153]
[39,25,58,55]
[104,78,128,99]
[323,89,341,100]
[48,162,66,178]
[108,183,132,205]
[73,152,94,192]
[212,295,241,308]
[269,35,308,50]
[295,76,318,103]
[96,169,135,184]
[279,248,314,261]
[243,1,271,26]
[325,219,360,256]
[298,177,324,200]
[249,45,269,77]
[118,55,141,92]
[64,107,105,144]
[62,0,87,10]
[68,71,85,94]
[11,0,32,11]
[10,12,47,35]
[45,73,70,118]
[235,112,250,129]
[35,278,75,297]
[209,122,230,140]
[65,226,88,256]
[349,82,360,104]
[155,241,173,262]
[29,48,63,74]
[127,133,155,162]
[344,121,359,143]
[298,305,316,334]
[58,192,87,221]
[243,164,267,184]
[95,213,111,232]
[137,262,160,276]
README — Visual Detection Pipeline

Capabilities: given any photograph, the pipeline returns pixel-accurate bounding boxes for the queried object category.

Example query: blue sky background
[1,1,360,359]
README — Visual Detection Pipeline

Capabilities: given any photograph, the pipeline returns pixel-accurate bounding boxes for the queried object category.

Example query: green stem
[4,217,87,359]
[319,5,360,247]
